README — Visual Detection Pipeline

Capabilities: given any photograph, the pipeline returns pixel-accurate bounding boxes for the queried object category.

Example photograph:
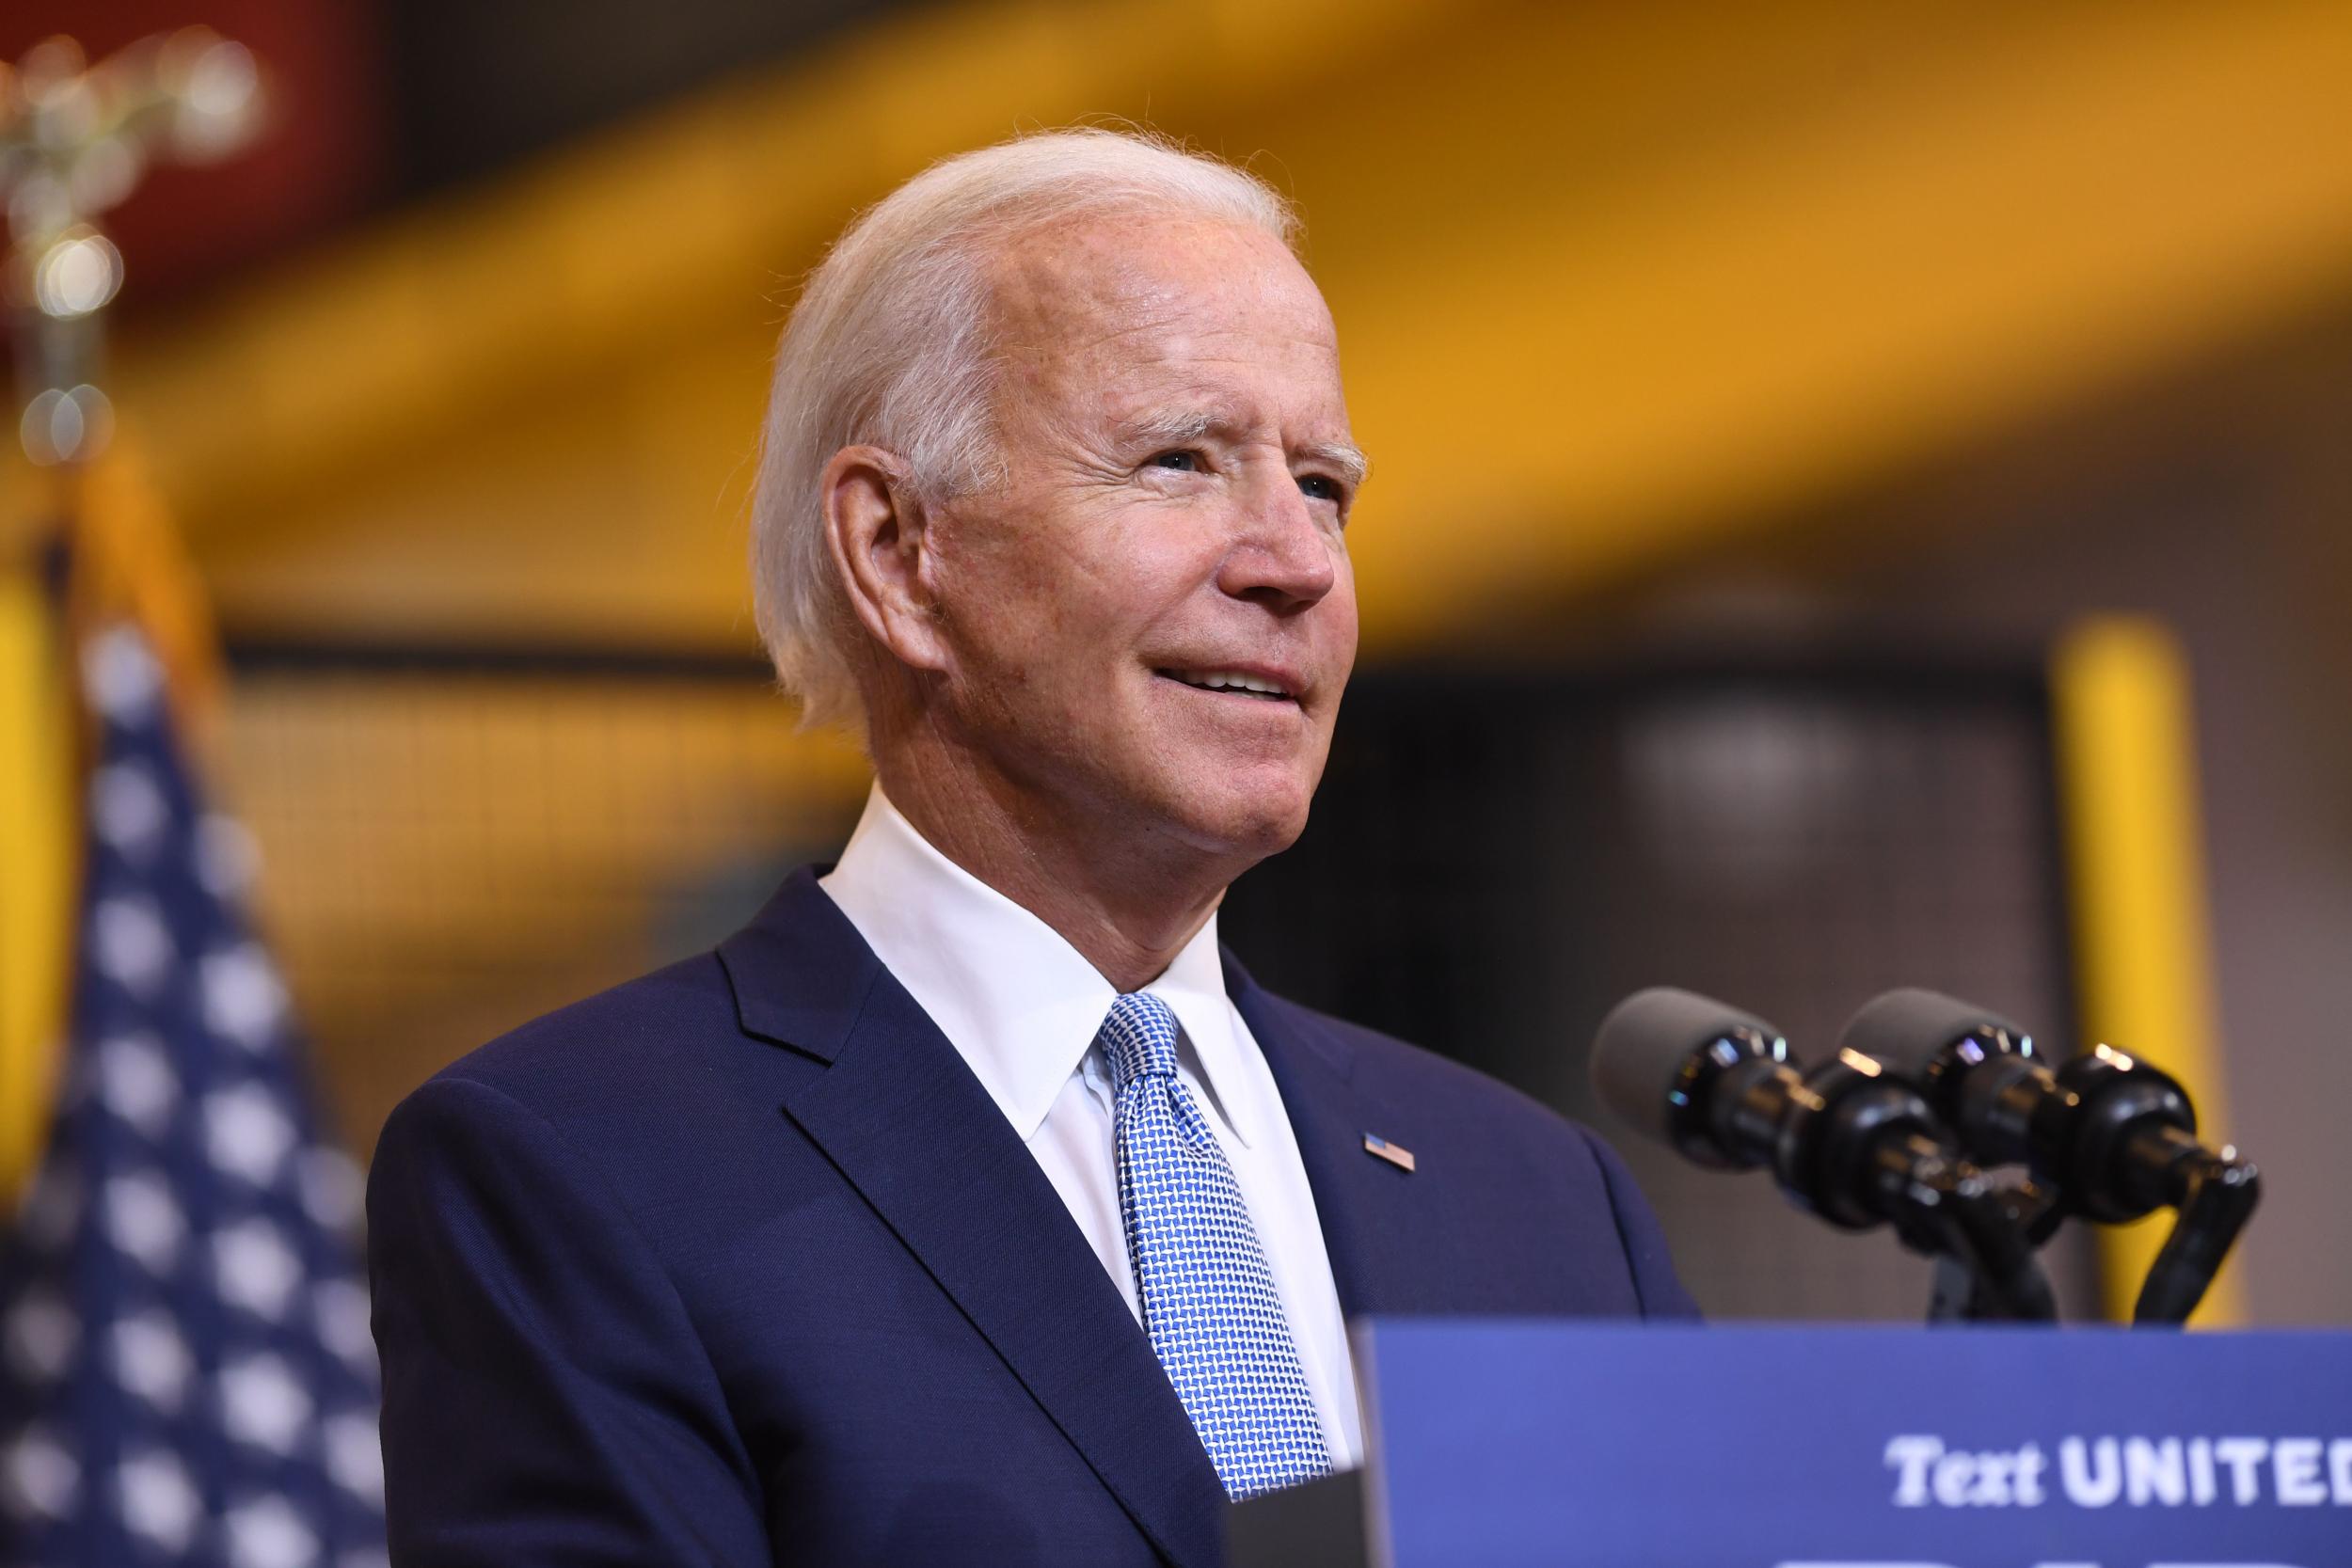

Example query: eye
[1148,450,1201,472]
[1296,473,1343,503]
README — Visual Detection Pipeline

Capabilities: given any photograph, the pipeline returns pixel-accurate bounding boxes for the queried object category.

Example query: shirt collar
[817,786,1263,1148]
[1147,911,1264,1148]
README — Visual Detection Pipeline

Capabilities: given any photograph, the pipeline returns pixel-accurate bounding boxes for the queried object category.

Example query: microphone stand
[1922,1178,2062,1323]
[1913,1131,2260,1324]
[1865,1134,2058,1323]
[1675,1034,2059,1323]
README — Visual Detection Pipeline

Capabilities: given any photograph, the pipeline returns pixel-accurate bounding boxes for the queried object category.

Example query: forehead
[984,211,1343,419]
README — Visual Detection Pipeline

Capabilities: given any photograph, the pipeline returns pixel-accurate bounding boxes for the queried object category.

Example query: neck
[871,737,1241,995]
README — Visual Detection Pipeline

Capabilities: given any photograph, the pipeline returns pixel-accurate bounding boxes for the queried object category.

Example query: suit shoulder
[407,949,743,1126]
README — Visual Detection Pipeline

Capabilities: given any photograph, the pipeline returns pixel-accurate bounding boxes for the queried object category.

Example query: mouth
[1154,667,1301,705]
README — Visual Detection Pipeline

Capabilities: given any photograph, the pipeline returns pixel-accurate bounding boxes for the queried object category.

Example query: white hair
[747,127,1300,731]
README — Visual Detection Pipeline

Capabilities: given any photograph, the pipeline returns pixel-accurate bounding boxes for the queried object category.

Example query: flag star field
[0,626,387,1567]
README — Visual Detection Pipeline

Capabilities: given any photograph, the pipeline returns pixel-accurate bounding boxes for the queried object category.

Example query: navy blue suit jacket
[368,868,1694,1566]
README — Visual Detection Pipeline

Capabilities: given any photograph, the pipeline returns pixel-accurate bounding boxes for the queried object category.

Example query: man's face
[924,211,1362,867]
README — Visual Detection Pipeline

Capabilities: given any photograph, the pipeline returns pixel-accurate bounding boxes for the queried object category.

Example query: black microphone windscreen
[1838,988,2028,1073]
[1590,987,1785,1143]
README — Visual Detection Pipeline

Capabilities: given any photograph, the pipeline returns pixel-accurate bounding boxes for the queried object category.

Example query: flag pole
[0,29,263,1200]
[0,38,384,1561]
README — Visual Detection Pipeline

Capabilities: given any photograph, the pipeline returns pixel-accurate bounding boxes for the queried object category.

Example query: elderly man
[369,129,1692,1568]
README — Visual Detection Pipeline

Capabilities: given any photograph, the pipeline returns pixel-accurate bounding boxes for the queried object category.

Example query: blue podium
[1228,1322,2352,1568]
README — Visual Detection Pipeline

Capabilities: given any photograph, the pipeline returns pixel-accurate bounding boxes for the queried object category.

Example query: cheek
[936,511,1083,672]
[938,496,1228,710]
[948,548,1156,719]
[1037,531,1208,672]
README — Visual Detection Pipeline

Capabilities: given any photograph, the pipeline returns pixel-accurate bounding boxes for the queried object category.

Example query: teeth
[1174,670,1290,697]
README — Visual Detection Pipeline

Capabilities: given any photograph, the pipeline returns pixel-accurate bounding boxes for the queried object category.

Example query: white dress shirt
[818,786,1364,1467]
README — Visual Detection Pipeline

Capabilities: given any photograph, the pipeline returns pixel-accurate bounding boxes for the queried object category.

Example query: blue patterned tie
[1099,991,1331,1499]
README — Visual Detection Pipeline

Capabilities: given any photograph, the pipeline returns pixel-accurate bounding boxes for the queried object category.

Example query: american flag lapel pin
[1362,1132,1416,1173]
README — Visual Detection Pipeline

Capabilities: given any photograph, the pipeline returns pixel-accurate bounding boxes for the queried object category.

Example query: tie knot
[1099,991,1181,1089]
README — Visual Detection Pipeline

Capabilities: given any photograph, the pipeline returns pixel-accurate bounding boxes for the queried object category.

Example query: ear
[820,445,951,676]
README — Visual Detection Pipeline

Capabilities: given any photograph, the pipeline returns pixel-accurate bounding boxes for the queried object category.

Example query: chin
[1166,768,1317,863]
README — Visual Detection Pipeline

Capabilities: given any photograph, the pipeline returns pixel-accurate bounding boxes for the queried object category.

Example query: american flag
[0,624,386,1567]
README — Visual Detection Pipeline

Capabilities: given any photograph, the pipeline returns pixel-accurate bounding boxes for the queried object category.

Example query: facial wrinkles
[1077,364,1350,538]
[993,219,1346,462]
[943,215,1354,685]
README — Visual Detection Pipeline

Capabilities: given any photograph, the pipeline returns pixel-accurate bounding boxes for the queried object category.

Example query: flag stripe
[1,622,386,1565]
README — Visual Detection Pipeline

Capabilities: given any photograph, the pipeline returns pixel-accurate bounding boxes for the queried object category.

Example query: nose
[1217,466,1339,610]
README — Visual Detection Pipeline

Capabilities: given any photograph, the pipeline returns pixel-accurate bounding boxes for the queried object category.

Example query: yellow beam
[116,0,1458,574]
[108,0,2352,657]
[1311,0,2352,642]
[2050,617,2244,1326]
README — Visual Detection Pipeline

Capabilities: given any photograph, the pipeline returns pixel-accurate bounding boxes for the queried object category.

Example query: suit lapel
[719,873,1226,1568]
[1224,951,1413,1322]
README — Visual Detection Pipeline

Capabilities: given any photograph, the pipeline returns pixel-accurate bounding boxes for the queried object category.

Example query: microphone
[1591,988,2055,1320]
[1837,989,2259,1323]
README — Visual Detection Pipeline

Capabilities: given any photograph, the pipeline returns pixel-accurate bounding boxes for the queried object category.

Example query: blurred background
[8,0,2351,1339]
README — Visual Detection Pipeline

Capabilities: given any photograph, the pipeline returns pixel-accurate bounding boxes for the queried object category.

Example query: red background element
[3,1,386,309]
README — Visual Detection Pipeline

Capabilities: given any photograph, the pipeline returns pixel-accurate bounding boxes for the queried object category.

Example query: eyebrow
[1116,409,1373,491]
[1298,438,1372,491]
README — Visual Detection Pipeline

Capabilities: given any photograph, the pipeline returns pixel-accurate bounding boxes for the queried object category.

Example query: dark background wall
[1570,302,2352,1323]
[1223,662,2099,1323]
